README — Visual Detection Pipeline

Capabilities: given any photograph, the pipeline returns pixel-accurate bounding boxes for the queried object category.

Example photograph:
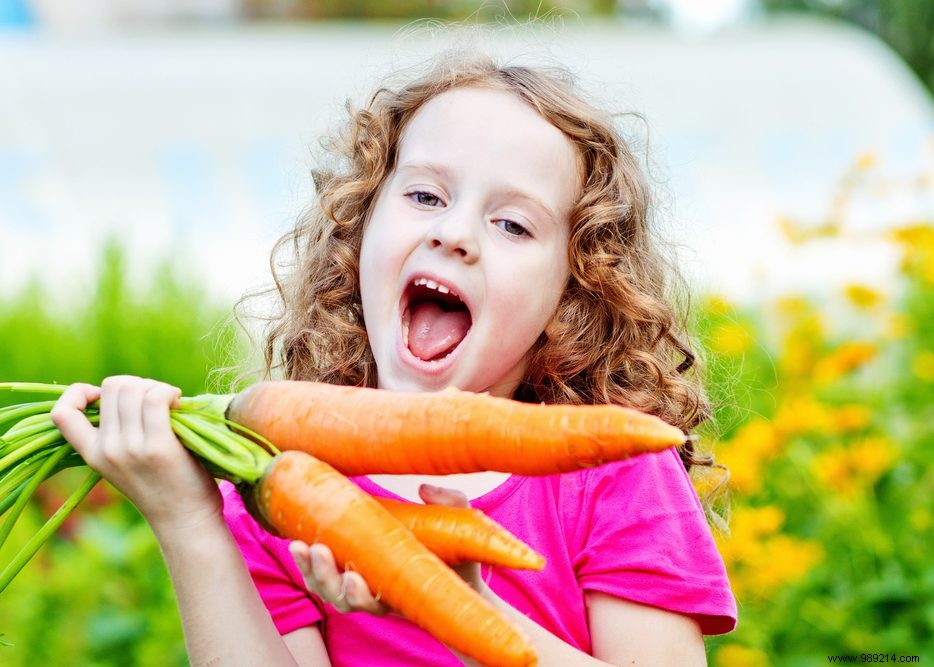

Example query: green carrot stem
[0,470,100,594]
[0,430,67,472]
[0,401,58,435]
[0,447,70,551]
[173,412,274,467]
[170,418,265,484]
[1,418,59,448]
[0,439,84,498]
[0,383,68,397]
[0,456,49,505]
[0,481,27,517]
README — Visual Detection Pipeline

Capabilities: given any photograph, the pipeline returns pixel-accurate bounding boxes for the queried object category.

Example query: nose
[426,208,480,262]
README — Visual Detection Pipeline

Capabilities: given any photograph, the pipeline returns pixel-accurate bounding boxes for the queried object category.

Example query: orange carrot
[228,380,685,476]
[245,451,537,667]
[375,497,544,570]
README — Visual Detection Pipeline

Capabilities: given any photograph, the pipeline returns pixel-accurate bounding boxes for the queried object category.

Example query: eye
[407,191,443,207]
[496,219,531,237]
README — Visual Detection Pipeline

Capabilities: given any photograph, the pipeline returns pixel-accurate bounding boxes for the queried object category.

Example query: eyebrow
[396,161,560,224]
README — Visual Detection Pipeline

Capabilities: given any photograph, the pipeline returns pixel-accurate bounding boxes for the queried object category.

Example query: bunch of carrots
[0,380,687,667]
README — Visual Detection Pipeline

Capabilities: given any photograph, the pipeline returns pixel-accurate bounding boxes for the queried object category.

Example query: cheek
[490,254,568,337]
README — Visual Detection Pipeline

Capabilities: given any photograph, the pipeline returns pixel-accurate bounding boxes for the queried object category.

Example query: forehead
[396,87,580,202]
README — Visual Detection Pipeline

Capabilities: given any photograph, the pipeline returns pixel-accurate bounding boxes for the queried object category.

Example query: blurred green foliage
[0,239,243,398]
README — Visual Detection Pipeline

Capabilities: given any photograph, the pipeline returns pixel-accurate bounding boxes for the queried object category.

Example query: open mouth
[401,278,472,362]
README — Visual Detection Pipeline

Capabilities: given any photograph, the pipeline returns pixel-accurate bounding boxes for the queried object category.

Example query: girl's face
[359,86,579,398]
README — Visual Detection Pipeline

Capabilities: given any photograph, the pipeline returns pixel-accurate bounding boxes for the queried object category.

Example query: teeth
[412,277,457,297]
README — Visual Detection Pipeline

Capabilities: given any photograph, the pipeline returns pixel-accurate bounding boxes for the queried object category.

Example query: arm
[51,377,330,667]
[585,592,706,666]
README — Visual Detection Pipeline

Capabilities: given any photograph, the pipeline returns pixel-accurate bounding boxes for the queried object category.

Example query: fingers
[52,376,182,472]
[50,383,101,455]
[418,483,470,509]
[116,377,158,453]
[290,542,389,617]
[141,383,182,448]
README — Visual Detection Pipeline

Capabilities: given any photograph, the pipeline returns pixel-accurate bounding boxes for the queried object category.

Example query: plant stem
[0,447,70,551]
[0,470,101,594]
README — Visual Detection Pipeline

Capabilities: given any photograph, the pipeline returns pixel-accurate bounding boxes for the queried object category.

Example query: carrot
[245,451,537,667]
[228,380,686,476]
[376,497,544,570]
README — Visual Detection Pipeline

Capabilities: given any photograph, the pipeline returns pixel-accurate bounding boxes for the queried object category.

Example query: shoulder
[565,449,737,635]
[569,447,703,524]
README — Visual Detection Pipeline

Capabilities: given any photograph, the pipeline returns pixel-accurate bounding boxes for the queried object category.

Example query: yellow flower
[855,151,877,171]
[747,535,823,593]
[828,404,872,435]
[812,437,896,496]
[718,445,763,495]
[774,397,830,437]
[889,223,934,246]
[851,437,896,478]
[735,418,780,457]
[704,294,734,316]
[691,466,728,498]
[911,350,934,382]
[910,508,931,532]
[715,644,770,667]
[842,283,884,309]
[885,314,911,340]
[814,341,878,385]
[718,505,823,600]
[775,295,813,319]
[711,321,755,357]
[732,506,785,541]
[777,215,807,244]
[715,419,781,496]
[812,446,857,496]
[716,506,783,564]
[777,216,840,245]
[889,223,934,284]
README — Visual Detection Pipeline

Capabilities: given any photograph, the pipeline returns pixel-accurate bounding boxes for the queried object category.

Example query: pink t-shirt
[221,447,737,665]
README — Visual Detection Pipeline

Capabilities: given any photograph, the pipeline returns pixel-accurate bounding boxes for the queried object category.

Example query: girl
[51,49,737,665]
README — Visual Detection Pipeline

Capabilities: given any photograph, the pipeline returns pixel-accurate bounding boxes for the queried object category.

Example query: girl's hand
[50,375,222,534]
[289,484,485,616]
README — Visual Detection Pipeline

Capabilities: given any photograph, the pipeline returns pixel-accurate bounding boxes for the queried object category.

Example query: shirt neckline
[352,473,527,512]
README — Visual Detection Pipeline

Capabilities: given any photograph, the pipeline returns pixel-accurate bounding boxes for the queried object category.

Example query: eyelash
[405,190,531,238]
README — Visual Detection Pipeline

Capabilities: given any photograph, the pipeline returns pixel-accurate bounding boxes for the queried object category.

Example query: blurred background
[1,1,932,665]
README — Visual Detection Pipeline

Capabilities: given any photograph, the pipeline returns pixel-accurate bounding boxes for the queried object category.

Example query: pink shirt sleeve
[219,481,324,635]
[570,448,736,634]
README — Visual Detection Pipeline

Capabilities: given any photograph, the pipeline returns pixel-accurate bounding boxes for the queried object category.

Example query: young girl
[51,49,737,665]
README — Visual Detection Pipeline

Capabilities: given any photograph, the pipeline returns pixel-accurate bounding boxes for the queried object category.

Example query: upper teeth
[413,277,455,296]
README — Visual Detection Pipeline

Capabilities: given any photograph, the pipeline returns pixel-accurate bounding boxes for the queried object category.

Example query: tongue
[408,301,471,361]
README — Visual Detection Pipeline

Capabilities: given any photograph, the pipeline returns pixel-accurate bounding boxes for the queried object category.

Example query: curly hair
[243,48,713,470]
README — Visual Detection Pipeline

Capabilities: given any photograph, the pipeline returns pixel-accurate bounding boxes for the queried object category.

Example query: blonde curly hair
[244,48,712,469]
